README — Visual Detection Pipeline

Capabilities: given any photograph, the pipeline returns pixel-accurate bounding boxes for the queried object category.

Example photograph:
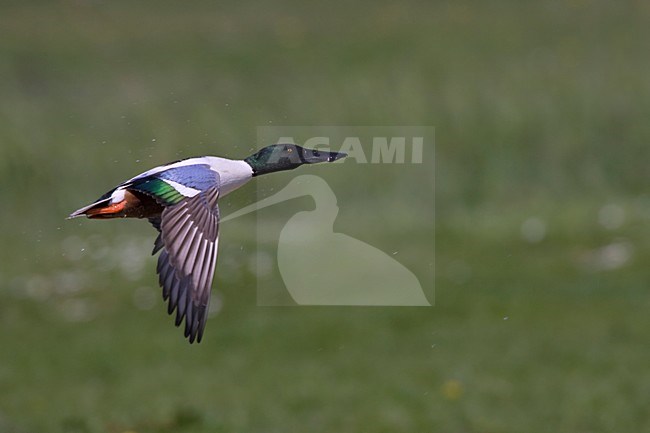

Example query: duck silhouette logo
[223,175,430,306]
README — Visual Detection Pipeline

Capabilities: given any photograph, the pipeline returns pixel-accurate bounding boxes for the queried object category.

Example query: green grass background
[1,1,649,432]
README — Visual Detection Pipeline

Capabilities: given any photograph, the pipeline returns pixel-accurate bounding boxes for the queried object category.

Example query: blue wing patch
[157,164,219,191]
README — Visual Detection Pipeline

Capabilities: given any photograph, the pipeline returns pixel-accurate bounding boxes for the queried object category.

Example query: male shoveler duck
[69,144,346,343]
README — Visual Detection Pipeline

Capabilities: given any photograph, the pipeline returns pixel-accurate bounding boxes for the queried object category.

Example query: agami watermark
[229,126,434,306]
[273,135,425,164]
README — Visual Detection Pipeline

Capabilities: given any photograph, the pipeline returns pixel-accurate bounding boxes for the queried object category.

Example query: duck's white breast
[205,157,253,196]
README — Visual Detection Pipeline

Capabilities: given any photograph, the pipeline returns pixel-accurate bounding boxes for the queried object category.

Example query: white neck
[206,157,254,196]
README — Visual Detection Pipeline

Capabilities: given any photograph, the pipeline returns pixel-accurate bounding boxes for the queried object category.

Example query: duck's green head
[245,144,346,176]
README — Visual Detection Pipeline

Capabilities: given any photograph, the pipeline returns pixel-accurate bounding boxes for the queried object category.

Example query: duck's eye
[287,147,293,153]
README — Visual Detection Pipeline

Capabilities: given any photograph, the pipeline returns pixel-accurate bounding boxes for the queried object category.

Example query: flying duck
[69,144,346,343]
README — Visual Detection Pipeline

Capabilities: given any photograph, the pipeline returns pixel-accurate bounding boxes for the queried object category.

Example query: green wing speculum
[129,178,185,206]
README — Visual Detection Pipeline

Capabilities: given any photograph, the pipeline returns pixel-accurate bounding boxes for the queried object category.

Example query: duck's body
[70,144,345,343]
[71,157,253,220]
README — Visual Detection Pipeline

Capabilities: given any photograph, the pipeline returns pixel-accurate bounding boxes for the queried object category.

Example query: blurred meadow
[1,1,650,432]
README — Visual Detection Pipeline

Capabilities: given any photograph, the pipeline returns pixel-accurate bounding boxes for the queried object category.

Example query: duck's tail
[68,195,127,219]
[68,197,111,219]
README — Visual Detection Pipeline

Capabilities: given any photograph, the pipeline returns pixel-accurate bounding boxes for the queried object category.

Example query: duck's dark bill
[301,149,347,164]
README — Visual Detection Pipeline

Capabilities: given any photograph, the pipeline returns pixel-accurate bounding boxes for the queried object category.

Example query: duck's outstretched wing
[155,186,220,343]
